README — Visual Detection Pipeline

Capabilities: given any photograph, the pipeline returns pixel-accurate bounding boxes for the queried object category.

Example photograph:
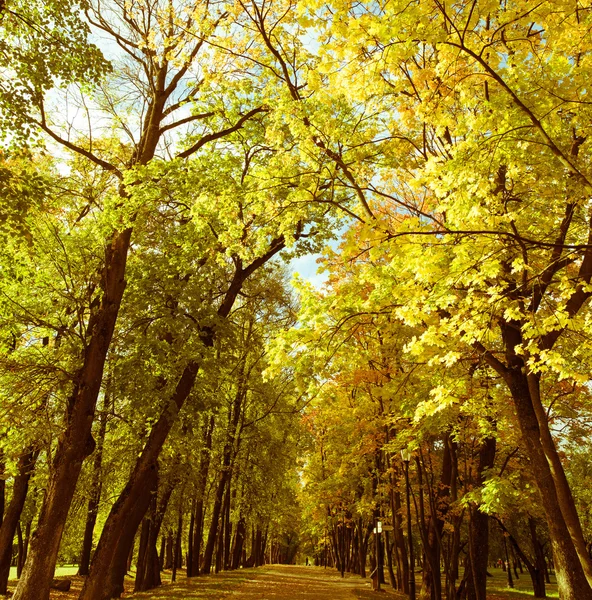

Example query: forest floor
[6,565,559,599]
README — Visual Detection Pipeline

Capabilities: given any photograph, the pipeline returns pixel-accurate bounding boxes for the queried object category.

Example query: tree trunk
[467,432,496,600]
[488,323,592,598]
[82,461,158,600]
[190,415,215,577]
[526,373,592,585]
[529,518,548,598]
[202,367,246,575]
[14,228,132,600]
[134,513,151,592]
[165,531,174,570]
[79,389,110,576]
[0,451,5,527]
[16,520,25,577]
[135,471,176,592]
[231,517,246,570]
[419,438,452,600]
[203,467,229,575]
[390,468,409,593]
[223,481,232,570]
[508,370,592,598]
[0,447,39,595]
[79,356,200,600]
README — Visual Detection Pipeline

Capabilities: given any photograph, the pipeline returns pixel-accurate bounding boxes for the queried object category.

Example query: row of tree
[2,0,592,599]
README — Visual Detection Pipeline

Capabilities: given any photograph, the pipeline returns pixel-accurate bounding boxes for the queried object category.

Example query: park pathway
[129,565,404,600]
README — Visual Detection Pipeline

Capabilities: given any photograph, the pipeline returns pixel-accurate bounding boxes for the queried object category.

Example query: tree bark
[467,432,496,600]
[202,369,245,574]
[13,227,132,600]
[481,322,592,598]
[81,461,158,600]
[81,244,285,600]
[419,439,452,600]
[190,415,215,577]
[509,371,592,598]
[79,389,110,576]
[231,517,246,570]
[0,447,39,595]
[135,470,176,591]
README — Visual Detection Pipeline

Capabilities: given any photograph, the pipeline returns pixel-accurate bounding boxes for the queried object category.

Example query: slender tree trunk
[419,439,452,600]
[79,389,111,576]
[527,373,592,587]
[0,447,40,595]
[16,521,24,577]
[529,518,547,598]
[223,477,232,570]
[203,468,229,574]
[159,534,166,571]
[187,502,195,577]
[231,517,246,570]
[391,469,409,593]
[136,471,177,592]
[467,432,496,600]
[190,415,215,577]
[497,518,545,598]
[172,509,182,582]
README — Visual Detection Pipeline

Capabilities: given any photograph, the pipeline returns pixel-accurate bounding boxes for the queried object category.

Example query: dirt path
[130,566,404,600]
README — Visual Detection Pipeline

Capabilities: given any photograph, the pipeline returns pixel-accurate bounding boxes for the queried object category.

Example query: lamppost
[374,517,383,591]
[401,448,416,600]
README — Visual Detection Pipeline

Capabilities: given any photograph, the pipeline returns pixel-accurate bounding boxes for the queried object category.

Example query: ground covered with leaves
[8,565,558,600]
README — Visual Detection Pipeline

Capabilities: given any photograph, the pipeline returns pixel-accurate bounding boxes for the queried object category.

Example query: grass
[8,564,79,581]
[485,567,559,599]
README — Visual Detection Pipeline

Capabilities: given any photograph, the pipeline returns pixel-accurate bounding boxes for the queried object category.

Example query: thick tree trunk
[509,371,592,598]
[13,229,132,600]
[0,447,39,595]
[488,323,592,598]
[135,471,176,591]
[81,461,158,600]
[165,531,174,570]
[79,358,200,600]
[134,513,151,592]
[0,452,4,526]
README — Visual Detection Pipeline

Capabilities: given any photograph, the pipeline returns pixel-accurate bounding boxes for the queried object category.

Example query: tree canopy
[1,0,592,599]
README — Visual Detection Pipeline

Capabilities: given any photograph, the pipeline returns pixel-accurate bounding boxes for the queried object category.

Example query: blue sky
[289,253,327,288]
